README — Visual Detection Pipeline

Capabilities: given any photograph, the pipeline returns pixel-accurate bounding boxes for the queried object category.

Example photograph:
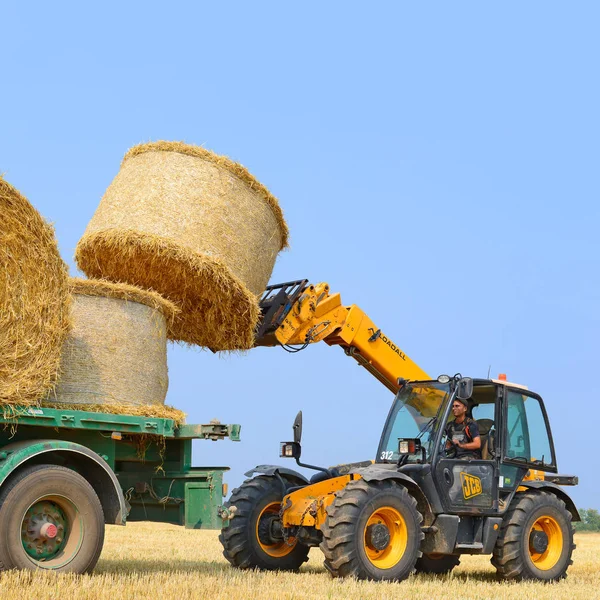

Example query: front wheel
[320,479,423,581]
[0,464,105,573]
[219,475,310,571]
[491,491,575,581]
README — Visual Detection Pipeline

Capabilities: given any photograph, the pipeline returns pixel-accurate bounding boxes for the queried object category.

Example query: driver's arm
[458,436,481,451]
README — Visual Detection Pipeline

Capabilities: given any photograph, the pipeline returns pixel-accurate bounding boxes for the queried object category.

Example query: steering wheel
[443,443,457,458]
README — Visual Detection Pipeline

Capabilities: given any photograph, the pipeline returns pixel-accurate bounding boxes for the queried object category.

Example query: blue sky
[1,3,598,508]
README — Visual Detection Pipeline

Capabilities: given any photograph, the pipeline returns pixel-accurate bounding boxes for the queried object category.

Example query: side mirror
[457,377,473,400]
[293,410,303,444]
[281,411,303,461]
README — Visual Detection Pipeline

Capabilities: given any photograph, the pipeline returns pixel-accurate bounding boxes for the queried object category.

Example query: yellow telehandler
[219,280,579,582]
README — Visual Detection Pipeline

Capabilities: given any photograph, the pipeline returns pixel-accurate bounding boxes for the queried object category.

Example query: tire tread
[319,479,424,581]
[492,490,575,581]
[219,475,309,571]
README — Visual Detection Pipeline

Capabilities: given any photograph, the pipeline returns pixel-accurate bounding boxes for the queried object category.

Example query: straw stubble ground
[0,525,598,600]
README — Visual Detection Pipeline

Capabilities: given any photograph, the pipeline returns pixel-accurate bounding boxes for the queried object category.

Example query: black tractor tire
[320,478,423,581]
[415,553,460,574]
[0,464,105,573]
[491,490,575,581]
[219,475,310,571]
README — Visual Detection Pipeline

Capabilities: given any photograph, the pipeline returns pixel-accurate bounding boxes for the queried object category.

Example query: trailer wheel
[320,479,423,581]
[492,490,575,581]
[415,553,460,574]
[0,464,105,573]
[219,475,310,571]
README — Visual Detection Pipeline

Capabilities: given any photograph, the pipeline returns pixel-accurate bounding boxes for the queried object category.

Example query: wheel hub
[257,513,283,545]
[21,500,67,560]
[366,523,390,551]
[529,529,549,554]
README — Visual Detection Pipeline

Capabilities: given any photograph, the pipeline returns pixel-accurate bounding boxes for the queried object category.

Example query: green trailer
[0,405,240,573]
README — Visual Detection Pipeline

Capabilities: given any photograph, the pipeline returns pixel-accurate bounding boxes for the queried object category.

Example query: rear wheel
[0,464,105,573]
[415,553,460,574]
[492,491,575,581]
[219,476,310,571]
[320,479,423,581]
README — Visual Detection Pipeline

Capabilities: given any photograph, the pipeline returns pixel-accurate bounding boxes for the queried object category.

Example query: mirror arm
[295,456,331,476]
[290,410,331,476]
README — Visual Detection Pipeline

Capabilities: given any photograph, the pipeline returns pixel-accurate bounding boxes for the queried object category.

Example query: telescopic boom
[255,280,430,394]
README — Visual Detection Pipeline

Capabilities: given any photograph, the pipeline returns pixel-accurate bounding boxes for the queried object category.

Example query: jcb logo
[460,472,482,500]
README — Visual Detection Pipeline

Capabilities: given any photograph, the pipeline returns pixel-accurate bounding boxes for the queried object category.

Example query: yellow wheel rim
[363,506,408,569]
[529,515,563,570]
[256,502,296,558]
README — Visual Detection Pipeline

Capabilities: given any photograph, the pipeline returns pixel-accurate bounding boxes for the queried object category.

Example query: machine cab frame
[376,377,558,515]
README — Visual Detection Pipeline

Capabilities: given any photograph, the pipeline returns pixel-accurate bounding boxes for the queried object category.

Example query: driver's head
[452,397,469,418]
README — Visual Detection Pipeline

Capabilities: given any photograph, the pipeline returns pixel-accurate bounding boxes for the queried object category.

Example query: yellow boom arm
[256,281,430,394]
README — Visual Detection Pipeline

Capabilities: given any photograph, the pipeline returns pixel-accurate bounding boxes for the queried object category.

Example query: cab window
[504,390,555,470]
[471,402,495,421]
[470,384,497,423]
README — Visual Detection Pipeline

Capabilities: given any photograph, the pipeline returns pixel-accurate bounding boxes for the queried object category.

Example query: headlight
[279,442,299,458]
[398,439,421,455]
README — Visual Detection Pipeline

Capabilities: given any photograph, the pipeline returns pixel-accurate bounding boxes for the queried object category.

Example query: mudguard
[244,464,309,485]
[518,480,581,521]
[351,464,435,523]
[0,439,128,525]
[352,463,419,485]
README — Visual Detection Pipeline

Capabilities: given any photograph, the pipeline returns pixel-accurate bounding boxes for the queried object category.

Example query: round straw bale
[0,178,71,405]
[45,278,177,409]
[75,141,289,350]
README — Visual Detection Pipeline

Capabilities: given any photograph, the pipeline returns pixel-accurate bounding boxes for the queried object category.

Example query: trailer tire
[0,464,105,573]
[492,490,575,581]
[219,475,310,571]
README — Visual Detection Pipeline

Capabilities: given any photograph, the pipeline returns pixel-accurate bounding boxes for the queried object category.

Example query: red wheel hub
[40,523,58,539]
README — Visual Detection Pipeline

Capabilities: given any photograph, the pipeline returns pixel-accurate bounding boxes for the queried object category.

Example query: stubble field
[0,524,598,600]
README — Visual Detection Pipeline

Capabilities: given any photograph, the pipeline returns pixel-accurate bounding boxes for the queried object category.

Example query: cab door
[500,387,557,481]
[434,458,498,513]
[433,384,500,514]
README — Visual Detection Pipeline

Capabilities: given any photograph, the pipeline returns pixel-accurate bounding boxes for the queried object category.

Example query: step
[455,542,484,550]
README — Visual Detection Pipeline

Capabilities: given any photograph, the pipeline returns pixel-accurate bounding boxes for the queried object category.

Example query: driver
[445,397,481,459]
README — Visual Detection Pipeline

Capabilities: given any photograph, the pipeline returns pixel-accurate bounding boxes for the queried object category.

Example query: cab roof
[490,378,529,390]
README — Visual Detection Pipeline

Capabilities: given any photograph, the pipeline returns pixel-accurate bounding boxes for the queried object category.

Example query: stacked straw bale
[0,178,71,406]
[45,278,179,416]
[75,141,288,351]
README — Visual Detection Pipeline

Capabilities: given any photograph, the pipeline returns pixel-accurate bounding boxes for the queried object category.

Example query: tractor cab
[377,374,573,515]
